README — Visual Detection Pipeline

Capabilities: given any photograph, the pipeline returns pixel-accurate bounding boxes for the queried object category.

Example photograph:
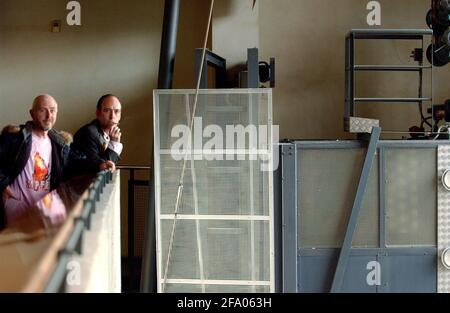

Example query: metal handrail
[117,165,151,170]
[44,170,113,293]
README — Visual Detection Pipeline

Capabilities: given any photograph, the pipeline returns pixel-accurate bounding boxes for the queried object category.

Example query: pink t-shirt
[4,133,52,225]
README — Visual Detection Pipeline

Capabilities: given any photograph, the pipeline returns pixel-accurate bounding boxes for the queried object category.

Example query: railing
[117,165,150,292]
[22,170,120,293]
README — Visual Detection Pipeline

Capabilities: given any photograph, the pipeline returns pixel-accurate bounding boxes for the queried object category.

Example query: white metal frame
[153,89,274,293]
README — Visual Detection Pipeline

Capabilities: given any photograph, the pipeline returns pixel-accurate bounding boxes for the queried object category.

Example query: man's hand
[2,186,18,203]
[109,125,121,142]
[99,160,116,173]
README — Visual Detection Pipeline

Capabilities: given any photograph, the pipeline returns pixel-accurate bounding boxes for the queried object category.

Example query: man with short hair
[0,95,70,227]
[71,94,123,173]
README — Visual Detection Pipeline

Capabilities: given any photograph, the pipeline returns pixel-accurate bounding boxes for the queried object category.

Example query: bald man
[0,95,70,228]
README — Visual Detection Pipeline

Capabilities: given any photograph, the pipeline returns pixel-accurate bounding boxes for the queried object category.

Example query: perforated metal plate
[437,145,450,293]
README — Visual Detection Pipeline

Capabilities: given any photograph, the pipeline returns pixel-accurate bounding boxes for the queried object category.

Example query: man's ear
[29,109,33,119]
[96,109,101,118]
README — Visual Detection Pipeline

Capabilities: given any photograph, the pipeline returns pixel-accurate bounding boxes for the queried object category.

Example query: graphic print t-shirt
[4,134,52,224]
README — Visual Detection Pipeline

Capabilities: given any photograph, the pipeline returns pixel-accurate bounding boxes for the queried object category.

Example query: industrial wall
[213,0,450,140]
[258,0,450,139]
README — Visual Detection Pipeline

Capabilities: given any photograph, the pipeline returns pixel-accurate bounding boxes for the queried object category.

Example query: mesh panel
[154,89,273,293]
[298,148,379,248]
[385,148,436,246]
[164,284,270,293]
[159,220,271,282]
[159,158,269,216]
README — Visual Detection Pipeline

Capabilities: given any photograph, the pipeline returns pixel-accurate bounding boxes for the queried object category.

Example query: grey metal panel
[341,255,378,293]
[380,247,436,255]
[379,147,386,248]
[281,144,298,292]
[382,255,437,293]
[299,247,437,257]
[247,48,259,88]
[298,248,436,293]
[331,127,380,292]
[285,139,441,293]
[298,252,338,293]
[290,140,450,150]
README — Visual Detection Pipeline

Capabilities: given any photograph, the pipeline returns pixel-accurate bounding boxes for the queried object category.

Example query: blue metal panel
[299,254,379,293]
[298,248,436,293]
[298,253,338,293]
[286,140,439,293]
[382,254,437,293]
[341,255,378,293]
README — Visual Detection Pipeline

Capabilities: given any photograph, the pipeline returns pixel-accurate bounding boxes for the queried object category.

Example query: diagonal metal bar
[330,126,380,293]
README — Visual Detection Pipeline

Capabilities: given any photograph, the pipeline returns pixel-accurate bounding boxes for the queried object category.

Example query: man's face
[96,96,122,130]
[30,98,58,131]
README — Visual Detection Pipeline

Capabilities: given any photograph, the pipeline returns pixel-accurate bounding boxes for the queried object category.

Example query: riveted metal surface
[438,145,450,293]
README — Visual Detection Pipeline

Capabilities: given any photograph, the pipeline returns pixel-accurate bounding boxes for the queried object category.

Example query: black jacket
[0,122,70,229]
[71,119,120,173]
[0,121,70,194]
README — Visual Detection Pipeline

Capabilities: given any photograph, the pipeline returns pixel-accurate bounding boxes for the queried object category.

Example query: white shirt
[103,132,123,156]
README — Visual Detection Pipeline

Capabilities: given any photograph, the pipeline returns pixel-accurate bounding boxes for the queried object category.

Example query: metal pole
[140,164,157,292]
[157,0,180,89]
